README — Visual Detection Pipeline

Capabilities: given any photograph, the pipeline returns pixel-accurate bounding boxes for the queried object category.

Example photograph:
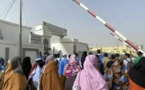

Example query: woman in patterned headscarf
[64,54,81,90]
[2,56,27,90]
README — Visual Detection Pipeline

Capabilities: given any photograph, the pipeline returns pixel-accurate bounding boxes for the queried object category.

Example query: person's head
[36,55,42,62]
[54,54,60,58]
[84,55,98,68]
[10,56,22,66]
[97,49,101,54]
[74,53,78,57]
[0,57,4,66]
[35,55,44,67]
[45,55,54,64]
[22,57,31,66]
[62,54,67,59]
[116,53,120,58]
[104,53,108,57]
[9,56,23,74]
[124,53,130,59]
[137,51,143,56]
[106,61,114,69]
[111,54,116,60]
[69,54,77,64]
[89,52,93,55]
[96,55,99,59]
[68,54,71,59]
[82,51,87,57]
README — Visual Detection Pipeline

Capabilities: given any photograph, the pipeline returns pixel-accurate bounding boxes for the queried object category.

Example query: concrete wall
[0,40,17,63]
[51,42,74,55]
[76,42,88,53]
[51,41,88,57]
[0,40,43,64]
[0,20,32,44]
[23,44,43,64]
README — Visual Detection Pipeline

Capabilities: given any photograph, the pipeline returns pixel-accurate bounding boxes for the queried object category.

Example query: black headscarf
[107,61,114,69]
[11,56,24,75]
[81,51,87,68]
[128,57,145,88]
[22,57,32,79]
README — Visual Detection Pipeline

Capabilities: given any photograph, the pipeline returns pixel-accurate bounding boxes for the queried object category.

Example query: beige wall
[90,45,132,54]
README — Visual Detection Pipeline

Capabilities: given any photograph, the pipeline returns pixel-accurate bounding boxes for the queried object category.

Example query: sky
[0,0,145,49]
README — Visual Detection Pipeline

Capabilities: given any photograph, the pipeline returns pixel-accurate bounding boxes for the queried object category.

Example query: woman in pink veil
[73,55,108,90]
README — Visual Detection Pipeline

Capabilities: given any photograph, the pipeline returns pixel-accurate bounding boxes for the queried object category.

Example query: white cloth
[29,65,42,89]
[123,58,131,68]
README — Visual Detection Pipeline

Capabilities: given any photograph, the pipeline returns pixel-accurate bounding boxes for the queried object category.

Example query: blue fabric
[36,55,42,61]
[62,54,67,58]
[99,54,103,61]
[29,65,42,88]
[76,57,81,62]
[113,84,120,89]
[98,60,104,75]
[119,75,127,84]
[0,58,5,71]
[123,66,127,71]
[105,69,112,80]
[1,66,6,71]
[58,58,68,76]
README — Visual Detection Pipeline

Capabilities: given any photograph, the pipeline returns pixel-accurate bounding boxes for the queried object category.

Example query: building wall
[51,42,88,57]
[76,42,88,56]
[90,45,132,54]
[23,44,43,64]
[0,20,32,44]
[0,40,43,64]
[0,40,18,63]
[51,42,74,55]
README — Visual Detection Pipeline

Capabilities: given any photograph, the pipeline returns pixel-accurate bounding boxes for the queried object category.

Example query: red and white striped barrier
[110,33,136,52]
[110,33,124,44]
[73,0,144,53]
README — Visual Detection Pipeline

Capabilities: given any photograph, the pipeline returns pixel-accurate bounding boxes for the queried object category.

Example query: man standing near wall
[97,49,104,61]
[102,53,110,73]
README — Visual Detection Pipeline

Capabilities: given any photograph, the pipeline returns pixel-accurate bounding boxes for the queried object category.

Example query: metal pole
[19,0,22,57]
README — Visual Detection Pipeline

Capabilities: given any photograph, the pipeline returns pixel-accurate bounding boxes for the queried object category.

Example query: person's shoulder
[13,73,26,80]
[100,54,103,56]
[134,56,140,59]
[64,59,68,63]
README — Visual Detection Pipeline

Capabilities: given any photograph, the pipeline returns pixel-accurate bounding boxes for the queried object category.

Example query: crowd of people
[0,49,145,90]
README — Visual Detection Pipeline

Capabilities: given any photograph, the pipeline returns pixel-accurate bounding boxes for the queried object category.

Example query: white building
[0,20,88,63]
[51,38,88,57]
[0,20,67,64]
[0,20,43,64]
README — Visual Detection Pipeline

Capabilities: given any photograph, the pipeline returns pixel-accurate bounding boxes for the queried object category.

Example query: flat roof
[0,19,32,29]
